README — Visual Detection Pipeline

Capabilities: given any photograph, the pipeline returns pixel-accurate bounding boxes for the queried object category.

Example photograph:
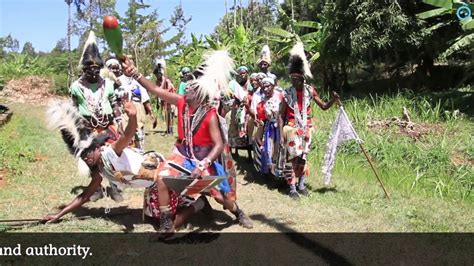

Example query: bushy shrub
[50,73,69,95]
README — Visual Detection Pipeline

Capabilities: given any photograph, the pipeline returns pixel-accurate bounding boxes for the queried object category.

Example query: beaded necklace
[288,85,311,132]
[79,78,109,128]
[183,103,211,159]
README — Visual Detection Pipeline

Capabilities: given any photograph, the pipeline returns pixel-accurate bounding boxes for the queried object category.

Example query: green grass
[307,91,473,203]
[0,94,472,232]
[0,104,104,228]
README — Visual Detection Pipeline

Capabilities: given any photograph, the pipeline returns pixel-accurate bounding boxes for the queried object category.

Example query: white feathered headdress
[288,42,312,78]
[257,45,272,65]
[153,58,166,75]
[46,101,109,176]
[188,50,235,104]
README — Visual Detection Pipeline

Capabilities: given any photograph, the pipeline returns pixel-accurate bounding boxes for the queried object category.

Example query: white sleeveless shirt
[100,146,154,188]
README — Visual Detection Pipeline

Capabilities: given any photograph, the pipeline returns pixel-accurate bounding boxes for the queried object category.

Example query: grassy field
[0,92,472,233]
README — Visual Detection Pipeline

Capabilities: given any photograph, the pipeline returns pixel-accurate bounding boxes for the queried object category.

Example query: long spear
[335,98,391,200]
[0,211,134,227]
[0,219,44,227]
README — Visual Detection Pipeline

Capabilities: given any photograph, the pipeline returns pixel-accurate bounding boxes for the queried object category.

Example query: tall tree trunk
[89,0,94,29]
[225,0,230,35]
[340,61,348,94]
[233,0,237,28]
[291,0,294,21]
[239,0,243,25]
[67,0,73,86]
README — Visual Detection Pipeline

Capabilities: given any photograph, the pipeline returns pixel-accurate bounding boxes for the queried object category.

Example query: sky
[0,0,237,53]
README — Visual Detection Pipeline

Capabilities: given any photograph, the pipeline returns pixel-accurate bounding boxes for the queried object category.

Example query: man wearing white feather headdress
[257,45,277,83]
[121,50,254,229]
[43,98,206,233]
[279,42,339,199]
[153,58,177,136]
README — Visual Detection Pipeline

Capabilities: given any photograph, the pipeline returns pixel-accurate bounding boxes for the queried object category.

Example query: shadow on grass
[58,204,237,234]
[58,205,142,233]
[234,154,287,194]
[70,185,88,195]
[250,213,352,265]
[157,232,221,244]
[233,153,315,196]
[314,186,339,194]
[146,130,174,136]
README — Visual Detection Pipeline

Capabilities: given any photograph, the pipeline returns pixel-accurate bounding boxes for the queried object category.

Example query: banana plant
[223,24,262,67]
[203,23,262,69]
[418,0,474,30]
[417,0,473,58]
[263,5,324,63]
[418,0,473,84]
[166,33,207,81]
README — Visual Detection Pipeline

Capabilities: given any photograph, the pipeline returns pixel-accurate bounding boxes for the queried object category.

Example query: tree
[207,0,278,72]
[0,34,20,57]
[120,0,180,75]
[170,1,192,52]
[213,0,278,41]
[51,38,68,54]
[348,1,424,77]
[21,42,36,56]
[272,0,434,91]
[417,0,474,84]
[72,0,117,51]
[167,33,208,82]
[65,0,74,85]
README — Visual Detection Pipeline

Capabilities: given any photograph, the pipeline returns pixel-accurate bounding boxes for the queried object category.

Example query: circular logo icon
[456,3,472,21]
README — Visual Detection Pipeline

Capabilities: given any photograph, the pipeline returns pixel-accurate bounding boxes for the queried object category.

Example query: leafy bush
[0,53,54,80]
[50,73,69,95]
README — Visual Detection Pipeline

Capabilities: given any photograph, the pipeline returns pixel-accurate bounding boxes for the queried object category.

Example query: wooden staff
[0,218,43,223]
[0,210,134,227]
[335,97,391,200]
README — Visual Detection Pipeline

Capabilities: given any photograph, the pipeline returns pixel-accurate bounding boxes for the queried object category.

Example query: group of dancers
[42,31,339,234]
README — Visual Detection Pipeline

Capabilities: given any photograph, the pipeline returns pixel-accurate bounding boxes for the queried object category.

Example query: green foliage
[169,2,192,51]
[0,54,54,80]
[72,0,117,49]
[166,33,207,82]
[21,42,36,56]
[349,1,423,64]
[205,0,278,73]
[219,23,262,68]
[0,34,20,58]
[309,92,473,202]
[418,0,474,84]
[119,0,181,75]
[213,0,277,40]
[50,73,70,95]
[417,7,450,19]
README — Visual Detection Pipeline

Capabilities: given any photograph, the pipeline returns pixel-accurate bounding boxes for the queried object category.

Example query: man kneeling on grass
[42,98,207,233]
